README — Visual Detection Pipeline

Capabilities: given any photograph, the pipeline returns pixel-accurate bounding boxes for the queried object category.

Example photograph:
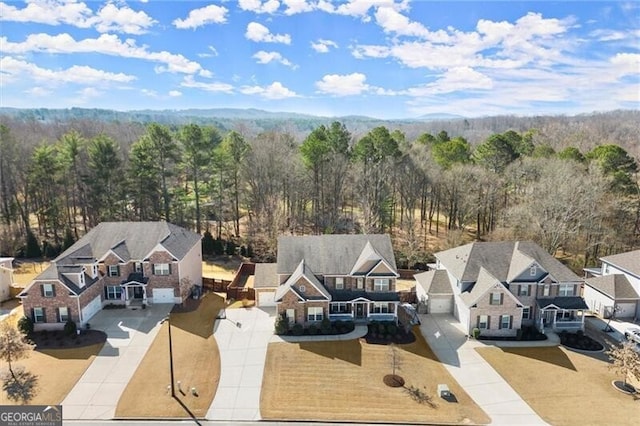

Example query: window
[79,273,85,286]
[372,303,390,314]
[153,263,170,276]
[58,307,69,323]
[478,315,489,329]
[374,278,389,292]
[33,307,44,323]
[530,265,537,276]
[332,302,349,313]
[108,265,120,277]
[357,278,364,289]
[559,284,573,296]
[500,315,512,329]
[490,292,502,305]
[42,283,54,298]
[134,262,143,273]
[518,285,529,297]
[522,306,531,320]
[92,264,98,278]
[543,285,550,297]
[335,277,344,290]
[286,309,295,324]
[105,286,122,300]
[307,307,323,321]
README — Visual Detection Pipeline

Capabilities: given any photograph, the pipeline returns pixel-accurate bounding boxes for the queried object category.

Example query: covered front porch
[120,273,149,307]
[328,296,399,323]
[537,297,589,332]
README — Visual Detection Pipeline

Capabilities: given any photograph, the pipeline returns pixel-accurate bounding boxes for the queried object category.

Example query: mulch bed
[560,333,604,351]
[383,374,405,387]
[364,330,416,345]
[30,330,107,350]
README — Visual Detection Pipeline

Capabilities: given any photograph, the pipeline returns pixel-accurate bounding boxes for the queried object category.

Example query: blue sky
[1,0,639,119]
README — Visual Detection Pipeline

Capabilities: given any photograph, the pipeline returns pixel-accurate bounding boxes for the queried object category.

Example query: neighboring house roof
[537,297,589,310]
[276,234,397,276]
[58,221,201,264]
[414,270,452,295]
[20,221,201,298]
[437,241,580,284]
[274,260,330,302]
[0,257,14,269]
[460,267,521,307]
[254,263,278,289]
[585,274,640,300]
[601,249,640,277]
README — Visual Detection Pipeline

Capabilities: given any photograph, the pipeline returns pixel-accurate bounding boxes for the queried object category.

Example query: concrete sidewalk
[207,306,275,422]
[419,314,550,426]
[62,304,172,420]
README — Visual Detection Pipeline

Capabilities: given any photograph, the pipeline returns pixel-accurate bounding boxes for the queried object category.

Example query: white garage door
[617,302,636,318]
[429,296,453,314]
[258,291,276,307]
[81,296,102,324]
[153,288,175,304]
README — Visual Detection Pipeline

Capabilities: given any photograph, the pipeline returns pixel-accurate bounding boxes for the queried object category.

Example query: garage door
[258,291,276,307]
[81,296,102,323]
[429,296,453,314]
[153,288,175,304]
[617,302,636,318]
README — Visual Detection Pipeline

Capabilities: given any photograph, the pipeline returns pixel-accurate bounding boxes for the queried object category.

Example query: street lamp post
[167,315,175,398]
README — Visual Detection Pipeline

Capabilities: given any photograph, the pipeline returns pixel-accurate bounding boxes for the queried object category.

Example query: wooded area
[0,110,638,271]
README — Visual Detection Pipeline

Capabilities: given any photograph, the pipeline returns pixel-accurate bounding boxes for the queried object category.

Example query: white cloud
[315,73,371,96]
[407,67,493,96]
[198,46,219,58]
[180,75,234,93]
[1,56,135,85]
[173,4,228,29]
[2,33,209,76]
[240,82,298,99]
[25,86,52,97]
[141,89,158,97]
[311,39,338,53]
[0,0,156,34]
[245,22,291,44]
[168,90,182,97]
[252,50,297,68]
[610,53,640,76]
[374,6,429,38]
[239,0,280,14]
[282,0,314,15]
[75,87,103,104]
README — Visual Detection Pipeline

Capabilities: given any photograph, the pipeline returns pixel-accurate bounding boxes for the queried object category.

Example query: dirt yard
[476,346,638,426]
[115,293,224,418]
[261,328,489,424]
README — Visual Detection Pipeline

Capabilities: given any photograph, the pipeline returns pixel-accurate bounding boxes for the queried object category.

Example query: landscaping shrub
[64,320,77,336]
[387,323,398,335]
[17,316,34,335]
[320,318,332,335]
[292,323,304,336]
[274,315,289,335]
[307,324,319,335]
[472,327,481,339]
[345,320,355,332]
[516,328,523,341]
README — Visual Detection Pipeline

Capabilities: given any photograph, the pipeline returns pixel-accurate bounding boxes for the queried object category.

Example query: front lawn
[476,346,637,426]
[261,328,490,424]
[0,343,103,405]
[115,293,224,418]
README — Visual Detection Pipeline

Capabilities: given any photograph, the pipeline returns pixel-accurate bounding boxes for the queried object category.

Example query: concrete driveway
[62,304,172,420]
[419,314,550,426]
[207,306,275,421]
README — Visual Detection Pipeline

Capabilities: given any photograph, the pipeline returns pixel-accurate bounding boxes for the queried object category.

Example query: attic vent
[299,284,306,293]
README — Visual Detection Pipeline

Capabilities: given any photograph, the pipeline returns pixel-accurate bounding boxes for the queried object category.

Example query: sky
[1,0,639,119]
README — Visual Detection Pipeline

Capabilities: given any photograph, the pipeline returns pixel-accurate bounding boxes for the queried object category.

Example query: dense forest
[0,109,638,272]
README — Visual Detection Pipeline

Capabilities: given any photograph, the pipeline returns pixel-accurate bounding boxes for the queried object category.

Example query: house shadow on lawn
[395,327,441,362]
[500,346,577,371]
[168,293,225,339]
[31,330,107,359]
[299,339,362,366]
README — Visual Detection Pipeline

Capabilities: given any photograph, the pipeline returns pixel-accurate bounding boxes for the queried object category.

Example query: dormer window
[108,265,120,277]
[42,283,54,298]
[135,262,143,273]
[79,274,85,286]
[530,265,537,276]
[335,277,344,290]
[92,264,98,278]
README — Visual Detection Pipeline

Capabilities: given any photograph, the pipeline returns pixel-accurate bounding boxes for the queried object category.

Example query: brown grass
[261,328,490,424]
[202,258,241,280]
[0,344,103,405]
[12,261,50,286]
[115,293,224,418]
[476,346,638,426]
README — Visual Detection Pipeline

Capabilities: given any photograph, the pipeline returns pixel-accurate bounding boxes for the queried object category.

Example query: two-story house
[416,241,587,337]
[584,249,640,319]
[254,234,400,324]
[0,257,15,303]
[19,222,202,330]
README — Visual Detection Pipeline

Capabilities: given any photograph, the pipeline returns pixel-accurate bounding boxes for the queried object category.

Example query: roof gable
[601,249,640,277]
[585,274,640,300]
[274,260,330,302]
[460,268,521,307]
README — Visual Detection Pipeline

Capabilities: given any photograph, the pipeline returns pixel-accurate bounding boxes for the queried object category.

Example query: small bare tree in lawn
[383,343,405,387]
[0,322,38,404]
[606,341,640,393]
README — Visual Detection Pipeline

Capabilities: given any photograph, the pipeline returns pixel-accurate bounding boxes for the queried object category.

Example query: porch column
[143,286,147,304]
[581,310,585,328]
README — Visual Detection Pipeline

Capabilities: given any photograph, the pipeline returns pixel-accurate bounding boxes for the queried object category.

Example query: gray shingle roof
[58,221,201,264]
[436,241,580,284]
[460,267,504,307]
[585,274,640,300]
[274,260,330,302]
[415,270,453,295]
[276,234,396,276]
[328,289,400,302]
[254,263,278,289]
[537,297,589,310]
[601,249,640,277]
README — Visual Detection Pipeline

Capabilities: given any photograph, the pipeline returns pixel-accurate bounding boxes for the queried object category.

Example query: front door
[133,286,144,299]
[356,303,365,319]
[543,310,555,326]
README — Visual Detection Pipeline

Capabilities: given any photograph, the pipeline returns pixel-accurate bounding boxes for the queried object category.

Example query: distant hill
[417,113,466,120]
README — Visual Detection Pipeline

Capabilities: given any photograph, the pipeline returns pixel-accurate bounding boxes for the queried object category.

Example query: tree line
[0,120,638,270]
